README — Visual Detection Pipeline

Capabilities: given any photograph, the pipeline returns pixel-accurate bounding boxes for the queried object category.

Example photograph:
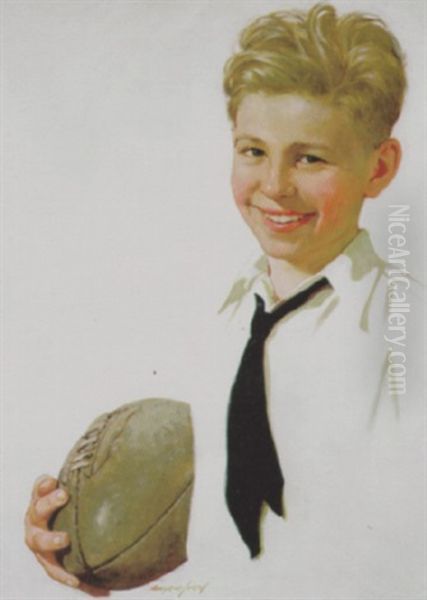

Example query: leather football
[50,398,194,590]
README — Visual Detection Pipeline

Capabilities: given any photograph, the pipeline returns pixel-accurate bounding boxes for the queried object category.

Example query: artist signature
[149,581,209,598]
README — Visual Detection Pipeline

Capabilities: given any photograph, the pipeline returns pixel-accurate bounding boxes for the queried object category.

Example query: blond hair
[223,3,406,146]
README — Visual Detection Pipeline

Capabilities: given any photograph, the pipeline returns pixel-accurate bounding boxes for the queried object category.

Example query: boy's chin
[258,238,304,263]
[256,228,358,270]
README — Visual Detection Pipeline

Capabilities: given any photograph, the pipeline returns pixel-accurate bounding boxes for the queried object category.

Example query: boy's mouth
[258,208,317,232]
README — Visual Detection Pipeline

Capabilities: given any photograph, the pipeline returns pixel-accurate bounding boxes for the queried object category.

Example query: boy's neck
[266,228,361,300]
[267,259,317,301]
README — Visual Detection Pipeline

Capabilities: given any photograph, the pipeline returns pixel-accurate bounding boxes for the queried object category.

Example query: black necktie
[226,276,330,557]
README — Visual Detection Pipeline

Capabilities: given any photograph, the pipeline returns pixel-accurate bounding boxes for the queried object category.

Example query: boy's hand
[25,475,111,596]
[24,475,80,588]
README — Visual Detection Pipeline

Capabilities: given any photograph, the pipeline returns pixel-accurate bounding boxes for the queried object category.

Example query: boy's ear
[364,138,402,198]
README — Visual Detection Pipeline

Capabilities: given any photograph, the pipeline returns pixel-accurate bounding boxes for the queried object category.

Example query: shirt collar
[219,229,386,314]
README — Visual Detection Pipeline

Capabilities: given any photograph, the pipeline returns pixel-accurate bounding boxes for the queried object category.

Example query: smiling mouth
[258,208,317,231]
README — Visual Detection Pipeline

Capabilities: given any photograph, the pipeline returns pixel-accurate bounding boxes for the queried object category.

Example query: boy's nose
[260,163,295,200]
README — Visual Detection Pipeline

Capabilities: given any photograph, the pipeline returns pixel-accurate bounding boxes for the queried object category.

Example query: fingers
[35,552,80,589]
[25,474,84,591]
[25,482,70,553]
[25,524,70,552]
[31,475,58,501]
[28,488,68,526]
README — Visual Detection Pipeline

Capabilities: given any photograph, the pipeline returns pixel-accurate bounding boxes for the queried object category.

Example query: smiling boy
[24,3,424,598]
[213,3,422,595]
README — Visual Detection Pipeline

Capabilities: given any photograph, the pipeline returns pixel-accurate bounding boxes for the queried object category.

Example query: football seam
[90,476,194,573]
[74,469,90,572]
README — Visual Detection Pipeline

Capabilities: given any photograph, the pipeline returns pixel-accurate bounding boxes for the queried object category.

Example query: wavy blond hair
[223,3,406,146]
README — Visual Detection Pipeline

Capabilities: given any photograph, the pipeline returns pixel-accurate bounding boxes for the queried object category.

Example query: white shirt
[180,230,425,600]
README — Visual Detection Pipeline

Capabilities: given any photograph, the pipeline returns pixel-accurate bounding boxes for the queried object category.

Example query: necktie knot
[250,294,274,340]
[251,277,331,341]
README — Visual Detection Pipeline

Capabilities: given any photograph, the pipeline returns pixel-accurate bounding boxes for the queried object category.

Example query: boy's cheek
[303,172,342,204]
[305,176,355,225]
[231,173,254,208]
[314,191,361,232]
[316,195,342,229]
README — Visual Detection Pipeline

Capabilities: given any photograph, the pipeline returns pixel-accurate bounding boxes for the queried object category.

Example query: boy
[25,3,423,598]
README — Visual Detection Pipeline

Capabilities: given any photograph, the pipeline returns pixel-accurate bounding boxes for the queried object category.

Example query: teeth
[266,214,301,224]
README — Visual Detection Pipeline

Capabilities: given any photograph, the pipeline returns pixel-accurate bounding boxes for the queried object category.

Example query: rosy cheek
[319,195,342,227]
[231,170,254,208]
[306,177,347,229]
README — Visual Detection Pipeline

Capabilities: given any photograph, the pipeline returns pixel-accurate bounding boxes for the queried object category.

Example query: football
[50,397,194,590]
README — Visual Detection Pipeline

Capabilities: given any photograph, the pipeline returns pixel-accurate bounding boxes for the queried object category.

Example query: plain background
[1,1,425,598]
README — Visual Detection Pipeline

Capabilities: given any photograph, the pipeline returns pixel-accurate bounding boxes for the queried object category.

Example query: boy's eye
[298,154,324,165]
[240,147,265,158]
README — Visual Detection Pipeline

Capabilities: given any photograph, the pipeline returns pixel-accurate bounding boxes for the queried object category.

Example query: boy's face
[231,93,379,271]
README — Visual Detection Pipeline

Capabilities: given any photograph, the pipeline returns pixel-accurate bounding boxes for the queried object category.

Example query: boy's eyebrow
[290,142,333,152]
[233,135,265,147]
[233,135,333,152]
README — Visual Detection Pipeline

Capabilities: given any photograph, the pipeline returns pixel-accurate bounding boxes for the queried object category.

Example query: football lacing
[69,417,110,472]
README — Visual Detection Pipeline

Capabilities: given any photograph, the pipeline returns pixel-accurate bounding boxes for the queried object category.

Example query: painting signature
[149,581,209,597]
